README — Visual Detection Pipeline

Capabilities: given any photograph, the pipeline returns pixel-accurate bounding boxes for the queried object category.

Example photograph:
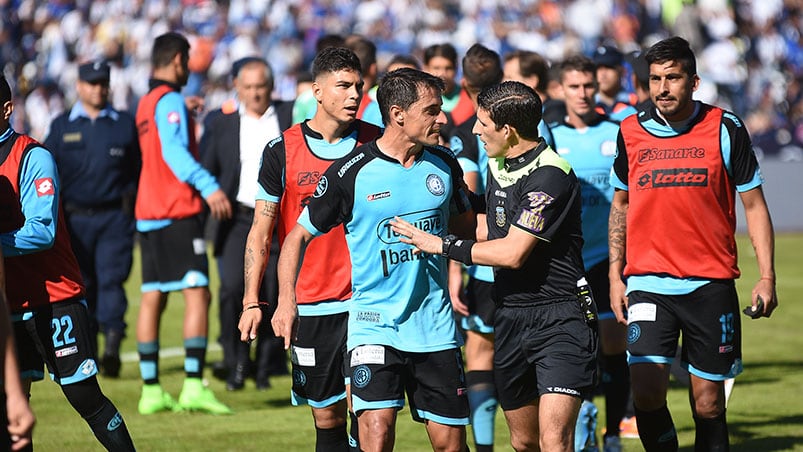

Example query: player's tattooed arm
[608,189,629,324]
[255,201,278,222]
[240,199,280,341]
[608,201,627,268]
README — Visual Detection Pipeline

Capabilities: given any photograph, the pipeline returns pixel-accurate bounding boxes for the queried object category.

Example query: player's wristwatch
[441,234,458,257]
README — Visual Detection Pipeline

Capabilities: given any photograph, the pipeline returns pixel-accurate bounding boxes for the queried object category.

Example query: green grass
[26,234,803,451]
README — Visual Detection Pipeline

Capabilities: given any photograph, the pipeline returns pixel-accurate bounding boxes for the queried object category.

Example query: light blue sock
[137,340,159,384]
[466,370,497,448]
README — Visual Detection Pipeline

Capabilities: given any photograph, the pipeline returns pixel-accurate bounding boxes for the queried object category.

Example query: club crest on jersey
[601,140,617,156]
[313,176,328,198]
[495,206,506,227]
[167,111,181,124]
[35,178,55,196]
[426,174,445,196]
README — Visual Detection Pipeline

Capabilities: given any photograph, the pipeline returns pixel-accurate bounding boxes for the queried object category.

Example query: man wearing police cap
[45,60,140,378]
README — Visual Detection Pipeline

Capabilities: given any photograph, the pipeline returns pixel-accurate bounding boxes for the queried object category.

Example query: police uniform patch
[62,132,82,143]
[495,206,506,227]
[426,174,445,196]
[352,365,372,388]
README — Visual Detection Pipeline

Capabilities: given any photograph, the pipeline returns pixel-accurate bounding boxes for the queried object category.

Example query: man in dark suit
[201,57,292,390]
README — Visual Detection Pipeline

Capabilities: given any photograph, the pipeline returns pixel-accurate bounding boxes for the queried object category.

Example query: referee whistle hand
[206,190,232,220]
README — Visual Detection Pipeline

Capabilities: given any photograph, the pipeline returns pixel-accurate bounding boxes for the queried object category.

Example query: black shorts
[626,280,742,380]
[587,261,613,320]
[494,300,598,410]
[461,277,495,334]
[14,300,98,385]
[140,215,209,292]
[349,345,469,425]
[291,312,348,408]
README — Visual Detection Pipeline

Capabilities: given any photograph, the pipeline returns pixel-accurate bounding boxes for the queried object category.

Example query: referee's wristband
[442,234,474,265]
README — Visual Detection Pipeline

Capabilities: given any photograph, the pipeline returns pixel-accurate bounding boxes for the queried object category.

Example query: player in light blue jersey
[273,68,475,452]
[546,54,628,452]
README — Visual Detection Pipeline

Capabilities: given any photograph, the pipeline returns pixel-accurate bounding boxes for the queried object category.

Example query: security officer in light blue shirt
[44,60,140,378]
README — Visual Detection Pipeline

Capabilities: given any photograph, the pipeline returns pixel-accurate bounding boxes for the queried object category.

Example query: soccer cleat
[178,378,233,415]
[138,384,178,415]
[603,435,622,452]
[619,416,639,439]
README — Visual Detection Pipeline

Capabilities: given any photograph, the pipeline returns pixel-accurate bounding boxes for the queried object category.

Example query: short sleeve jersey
[486,140,585,306]
[548,116,620,269]
[297,141,471,352]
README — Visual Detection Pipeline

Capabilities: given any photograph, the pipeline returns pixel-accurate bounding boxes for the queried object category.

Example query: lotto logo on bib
[636,168,708,189]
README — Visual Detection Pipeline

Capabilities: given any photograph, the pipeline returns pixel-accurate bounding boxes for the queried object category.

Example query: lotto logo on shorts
[81,360,97,375]
[352,365,372,388]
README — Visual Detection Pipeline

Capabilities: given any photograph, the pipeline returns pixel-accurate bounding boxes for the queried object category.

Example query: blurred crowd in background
[1,0,802,160]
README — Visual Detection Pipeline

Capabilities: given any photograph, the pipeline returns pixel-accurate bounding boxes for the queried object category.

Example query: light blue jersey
[548,116,620,269]
[298,142,471,352]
